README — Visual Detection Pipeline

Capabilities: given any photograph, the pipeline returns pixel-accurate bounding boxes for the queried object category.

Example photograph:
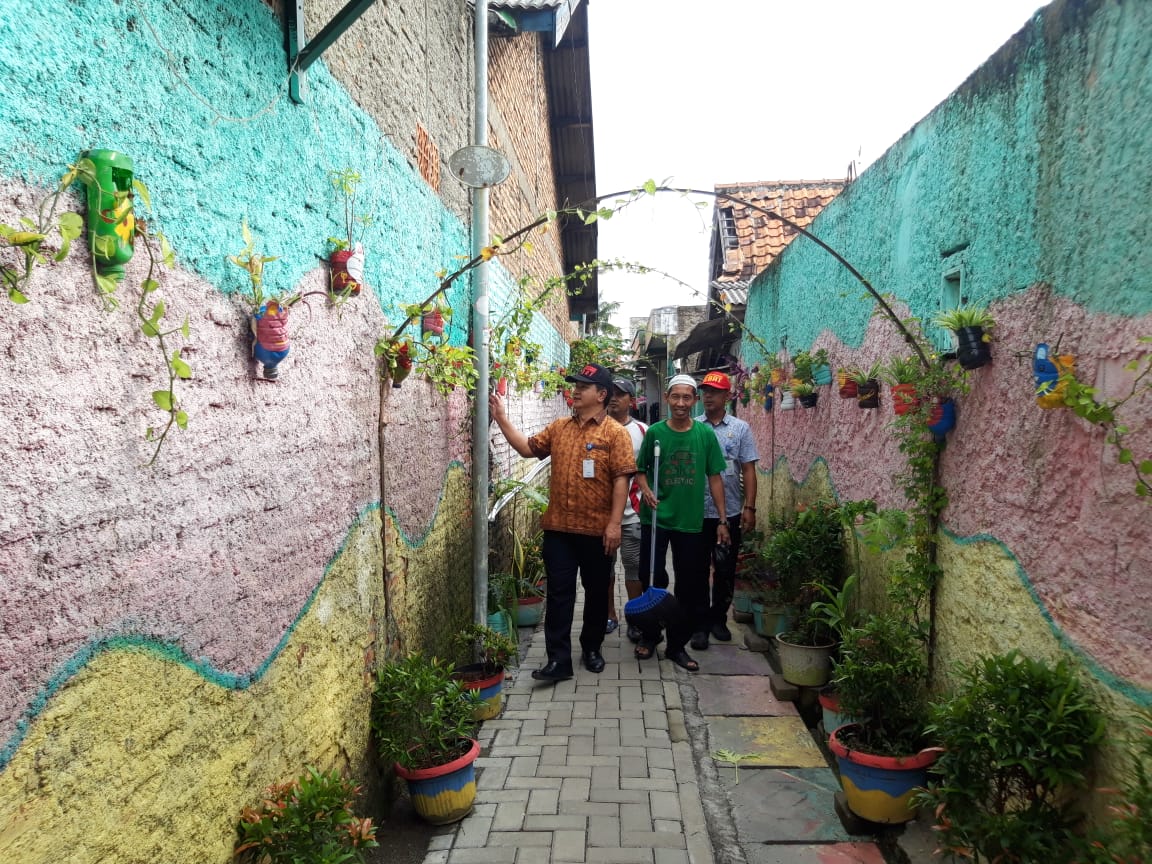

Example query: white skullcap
[666,374,698,393]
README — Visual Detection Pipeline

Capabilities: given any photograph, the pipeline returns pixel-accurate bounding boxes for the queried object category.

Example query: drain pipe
[471,0,491,628]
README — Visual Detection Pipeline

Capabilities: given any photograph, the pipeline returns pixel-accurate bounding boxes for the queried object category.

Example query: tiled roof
[712,180,846,287]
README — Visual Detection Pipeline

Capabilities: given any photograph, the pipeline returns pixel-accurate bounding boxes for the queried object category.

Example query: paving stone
[560,776,592,801]
[725,767,853,843]
[423,852,449,864]
[693,674,800,717]
[452,814,492,848]
[485,830,553,847]
[620,797,653,834]
[653,819,683,833]
[768,674,800,702]
[537,764,594,778]
[558,800,619,817]
[586,849,654,863]
[427,834,453,851]
[586,813,621,847]
[492,801,525,831]
[526,788,560,814]
[553,828,587,862]
[622,831,687,849]
[621,754,650,778]
[523,814,589,830]
[509,755,540,777]
[706,716,827,767]
[514,849,553,864]
[741,842,885,864]
[654,850,690,864]
[621,777,678,792]
[650,789,682,821]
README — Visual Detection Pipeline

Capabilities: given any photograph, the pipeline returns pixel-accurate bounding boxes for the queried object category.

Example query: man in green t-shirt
[634,374,729,671]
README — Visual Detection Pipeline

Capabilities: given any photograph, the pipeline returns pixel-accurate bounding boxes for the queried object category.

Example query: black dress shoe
[532,660,573,682]
[711,622,733,642]
[690,631,709,650]
[582,650,605,673]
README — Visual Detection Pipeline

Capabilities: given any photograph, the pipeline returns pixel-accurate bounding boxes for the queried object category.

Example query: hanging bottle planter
[891,383,919,416]
[251,299,291,380]
[82,149,136,279]
[856,379,880,409]
[763,384,774,411]
[955,326,993,370]
[329,244,364,296]
[779,389,796,411]
[1034,343,1075,409]
[812,363,834,386]
[837,369,858,399]
[422,306,445,337]
[927,396,956,439]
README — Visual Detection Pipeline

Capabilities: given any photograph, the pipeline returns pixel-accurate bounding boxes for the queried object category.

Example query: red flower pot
[891,383,919,415]
[422,309,445,336]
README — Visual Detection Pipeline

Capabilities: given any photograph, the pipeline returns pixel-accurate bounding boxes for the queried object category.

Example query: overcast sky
[586,0,1047,333]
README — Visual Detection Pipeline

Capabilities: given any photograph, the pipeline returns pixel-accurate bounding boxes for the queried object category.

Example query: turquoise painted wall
[744,0,1152,354]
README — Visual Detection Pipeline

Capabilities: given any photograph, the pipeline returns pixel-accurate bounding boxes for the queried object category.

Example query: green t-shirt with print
[636,420,726,533]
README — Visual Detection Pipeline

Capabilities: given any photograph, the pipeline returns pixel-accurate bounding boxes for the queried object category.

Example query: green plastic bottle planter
[82,149,136,278]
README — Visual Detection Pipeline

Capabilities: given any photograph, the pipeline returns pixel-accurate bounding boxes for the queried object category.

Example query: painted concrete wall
[0,0,572,860]
[741,0,1151,801]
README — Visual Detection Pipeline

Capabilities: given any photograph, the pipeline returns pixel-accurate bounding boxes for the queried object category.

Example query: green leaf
[150,300,166,324]
[95,273,119,296]
[8,286,29,304]
[73,158,97,186]
[92,234,116,259]
[175,410,188,430]
[181,316,190,339]
[1139,460,1152,475]
[172,354,192,379]
[53,236,72,262]
[1118,449,1133,464]
[142,278,159,293]
[58,212,83,238]
[158,233,174,267]
[140,321,159,337]
[19,216,35,229]
[643,179,657,195]
[152,390,173,411]
[132,179,151,210]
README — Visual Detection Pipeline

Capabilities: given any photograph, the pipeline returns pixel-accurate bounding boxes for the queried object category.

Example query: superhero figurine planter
[82,149,136,278]
[252,299,291,380]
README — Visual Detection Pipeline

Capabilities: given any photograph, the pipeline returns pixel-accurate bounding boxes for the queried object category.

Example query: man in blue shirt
[696,371,760,649]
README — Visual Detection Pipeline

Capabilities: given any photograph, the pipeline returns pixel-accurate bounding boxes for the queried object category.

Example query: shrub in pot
[829,613,938,823]
[934,305,994,370]
[919,651,1105,863]
[371,654,484,824]
[451,623,518,721]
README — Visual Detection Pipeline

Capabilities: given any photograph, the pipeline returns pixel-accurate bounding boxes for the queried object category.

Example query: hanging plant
[1,162,84,304]
[933,305,994,370]
[327,169,373,300]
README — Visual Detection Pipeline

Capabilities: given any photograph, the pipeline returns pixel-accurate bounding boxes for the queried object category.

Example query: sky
[586,0,1048,334]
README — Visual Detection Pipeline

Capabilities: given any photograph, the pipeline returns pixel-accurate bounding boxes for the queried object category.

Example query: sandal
[634,643,655,660]
[605,618,619,635]
[668,650,699,672]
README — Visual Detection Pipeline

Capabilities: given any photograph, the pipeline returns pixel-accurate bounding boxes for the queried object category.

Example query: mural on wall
[739,0,1152,708]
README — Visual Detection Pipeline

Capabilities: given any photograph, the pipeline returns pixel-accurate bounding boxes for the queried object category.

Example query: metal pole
[649,441,660,586]
[471,0,491,628]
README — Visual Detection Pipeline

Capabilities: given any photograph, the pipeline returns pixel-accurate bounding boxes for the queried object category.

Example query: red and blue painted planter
[453,662,505,721]
[828,725,941,824]
[395,738,480,825]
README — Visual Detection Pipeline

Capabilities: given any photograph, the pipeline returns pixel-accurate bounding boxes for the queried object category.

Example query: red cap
[700,371,731,391]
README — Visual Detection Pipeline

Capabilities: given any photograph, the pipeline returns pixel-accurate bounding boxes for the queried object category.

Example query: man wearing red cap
[696,370,759,648]
[489,362,636,681]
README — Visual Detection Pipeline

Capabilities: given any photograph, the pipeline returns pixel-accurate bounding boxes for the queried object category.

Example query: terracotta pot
[891,383,919,415]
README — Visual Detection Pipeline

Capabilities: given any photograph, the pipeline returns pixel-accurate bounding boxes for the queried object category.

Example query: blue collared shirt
[696,413,760,519]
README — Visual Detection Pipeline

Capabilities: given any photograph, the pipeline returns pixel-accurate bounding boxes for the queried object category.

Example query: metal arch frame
[286,0,380,103]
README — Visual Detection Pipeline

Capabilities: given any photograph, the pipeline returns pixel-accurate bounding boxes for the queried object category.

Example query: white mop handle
[649,440,660,582]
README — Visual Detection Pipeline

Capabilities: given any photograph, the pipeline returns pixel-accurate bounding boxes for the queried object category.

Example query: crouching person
[623,587,698,671]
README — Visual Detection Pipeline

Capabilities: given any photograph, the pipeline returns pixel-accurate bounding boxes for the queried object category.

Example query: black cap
[565,363,614,389]
[611,378,637,398]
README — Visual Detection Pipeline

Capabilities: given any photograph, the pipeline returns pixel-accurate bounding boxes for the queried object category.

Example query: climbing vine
[0,165,85,304]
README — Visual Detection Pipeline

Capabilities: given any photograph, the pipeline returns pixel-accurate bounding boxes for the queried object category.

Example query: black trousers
[541,530,612,665]
[703,517,742,626]
[638,523,710,636]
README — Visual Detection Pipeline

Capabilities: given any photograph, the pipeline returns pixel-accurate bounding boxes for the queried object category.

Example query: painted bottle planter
[856,380,880,409]
[927,397,956,438]
[395,738,480,825]
[797,392,819,409]
[422,308,445,336]
[486,610,514,639]
[812,363,833,386]
[1034,343,1075,409]
[778,391,796,411]
[774,633,835,687]
[516,595,544,627]
[828,725,941,824]
[770,368,783,385]
[452,662,506,721]
[329,244,364,295]
[954,325,992,370]
[762,384,774,411]
[890,383,919,416]
[82,149,136,279]
[251,300,291,380]
[837,371,858,399]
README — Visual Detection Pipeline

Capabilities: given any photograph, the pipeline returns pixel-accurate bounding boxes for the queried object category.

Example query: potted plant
[918,651,1104,862]
[848,362,882,409]
[375,337,415,388]
[371,654,484,824]
[791,348,830,385]
[934,305,994,370]
[792,380,819,409]
[451,622,518,721]
[778,385,796,411]
[828,613,939,824]
[230,220,302,381]
[511,528,547,626]
[882,355,922,415]
[487,570,517,637]
[235,767,378,863]
[327,169,372,298]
